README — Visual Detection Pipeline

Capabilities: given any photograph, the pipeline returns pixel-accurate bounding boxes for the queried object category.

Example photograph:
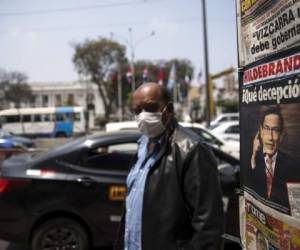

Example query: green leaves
[0,70,32,109]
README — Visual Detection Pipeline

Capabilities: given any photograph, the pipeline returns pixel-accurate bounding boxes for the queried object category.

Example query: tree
[217,99,238,113]
[132,59,194,103]
[133,59,193,86]
[117,59,194,119]
[0,69,32,109]
[72,38,127,121]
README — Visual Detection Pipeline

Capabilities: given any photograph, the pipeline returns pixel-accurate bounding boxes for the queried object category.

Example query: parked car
[106,121,240,159]
[0,131,240,249]
[0,138,28,149]
[211,121,240,142]
[210,113,239,129]
[0,129,35,148]
[0,138,15,149]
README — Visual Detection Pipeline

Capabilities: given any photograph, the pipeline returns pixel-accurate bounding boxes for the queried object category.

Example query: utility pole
[202,0,211,127]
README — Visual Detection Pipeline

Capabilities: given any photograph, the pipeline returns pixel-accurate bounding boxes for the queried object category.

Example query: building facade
[19,81,105,117]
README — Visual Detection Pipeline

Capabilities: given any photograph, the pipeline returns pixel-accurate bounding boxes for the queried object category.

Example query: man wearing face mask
[114,83,224,250]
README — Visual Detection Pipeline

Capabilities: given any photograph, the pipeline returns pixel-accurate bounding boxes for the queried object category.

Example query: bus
[0,107,86,137]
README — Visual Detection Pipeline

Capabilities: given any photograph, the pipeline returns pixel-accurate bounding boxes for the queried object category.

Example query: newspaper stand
[236,0,300,249]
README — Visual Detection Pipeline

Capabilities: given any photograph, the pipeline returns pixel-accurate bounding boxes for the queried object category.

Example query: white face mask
[135,111,166,138]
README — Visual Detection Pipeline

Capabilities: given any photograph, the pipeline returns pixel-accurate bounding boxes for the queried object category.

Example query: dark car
[0,129,35,148]
[0,131,240,250]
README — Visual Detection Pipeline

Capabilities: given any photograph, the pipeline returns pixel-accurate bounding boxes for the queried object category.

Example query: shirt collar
[138,133,165,146]
[264,152,278,162]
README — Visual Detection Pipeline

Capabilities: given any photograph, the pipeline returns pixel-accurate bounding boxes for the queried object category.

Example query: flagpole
[173,82,177,105]
[117,66,123,121]
[202,0,211,127]
[168,63,177,106]
[128,28,136,93]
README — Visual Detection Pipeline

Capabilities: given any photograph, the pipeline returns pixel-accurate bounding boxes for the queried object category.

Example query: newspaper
[240,192,300,250]
[287,183,300,219]
[237,0,300,66]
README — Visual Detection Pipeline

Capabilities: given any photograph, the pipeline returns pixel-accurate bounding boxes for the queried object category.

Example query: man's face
[132,85,168,123]
[259,114,282,157]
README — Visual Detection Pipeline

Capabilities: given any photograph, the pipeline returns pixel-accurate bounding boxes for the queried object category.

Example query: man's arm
[182,143,224,250]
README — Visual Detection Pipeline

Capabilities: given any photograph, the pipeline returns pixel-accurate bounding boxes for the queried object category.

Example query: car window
[83,142,137,171]
[225,125,240,134]
[190,128,222,146]
[55,113,65,121]
[73,112,81,121]
[108,143,138,153]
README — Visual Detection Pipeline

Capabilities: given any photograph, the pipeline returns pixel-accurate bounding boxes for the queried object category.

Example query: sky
[0,0,238,84]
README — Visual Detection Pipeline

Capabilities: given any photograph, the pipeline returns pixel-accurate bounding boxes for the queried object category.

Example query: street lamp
[110,28,155,93]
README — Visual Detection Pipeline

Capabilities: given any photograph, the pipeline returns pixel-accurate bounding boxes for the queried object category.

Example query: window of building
[31,96,36,107]
[33,114,42,122]
[43,114,52,122]
[42,95,49,107]
[5,115,21,123]
[67,94,75,106]
[55,95,62,106]
[22,115,31,122]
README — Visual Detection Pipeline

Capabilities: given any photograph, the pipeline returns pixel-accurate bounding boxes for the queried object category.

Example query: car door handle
[76,177,94,187]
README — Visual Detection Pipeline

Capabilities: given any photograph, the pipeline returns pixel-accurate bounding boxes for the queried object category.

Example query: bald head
[132,82,173,119]
[133,83,168,107]
[133,82,163,102]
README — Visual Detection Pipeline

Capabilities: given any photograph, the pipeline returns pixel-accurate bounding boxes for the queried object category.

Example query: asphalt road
[0,240,113,250]
[0,241,29,250]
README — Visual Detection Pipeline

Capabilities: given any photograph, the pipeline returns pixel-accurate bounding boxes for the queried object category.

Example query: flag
[184,74,191,86]
[126,67,132,84]
[167,63,176,90]
[197,69,202,84]
[157,68,164,86]
[111,70,118,89]
[142,65,148,83]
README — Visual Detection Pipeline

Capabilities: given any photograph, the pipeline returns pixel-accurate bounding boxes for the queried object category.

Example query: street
[0,240,112,250]
[0,241,29,250]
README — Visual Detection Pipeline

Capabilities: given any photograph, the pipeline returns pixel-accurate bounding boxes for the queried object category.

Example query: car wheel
[32,218,89,250]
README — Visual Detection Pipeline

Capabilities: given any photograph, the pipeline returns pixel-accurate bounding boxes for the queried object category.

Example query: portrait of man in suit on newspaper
[249,106,300,214]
